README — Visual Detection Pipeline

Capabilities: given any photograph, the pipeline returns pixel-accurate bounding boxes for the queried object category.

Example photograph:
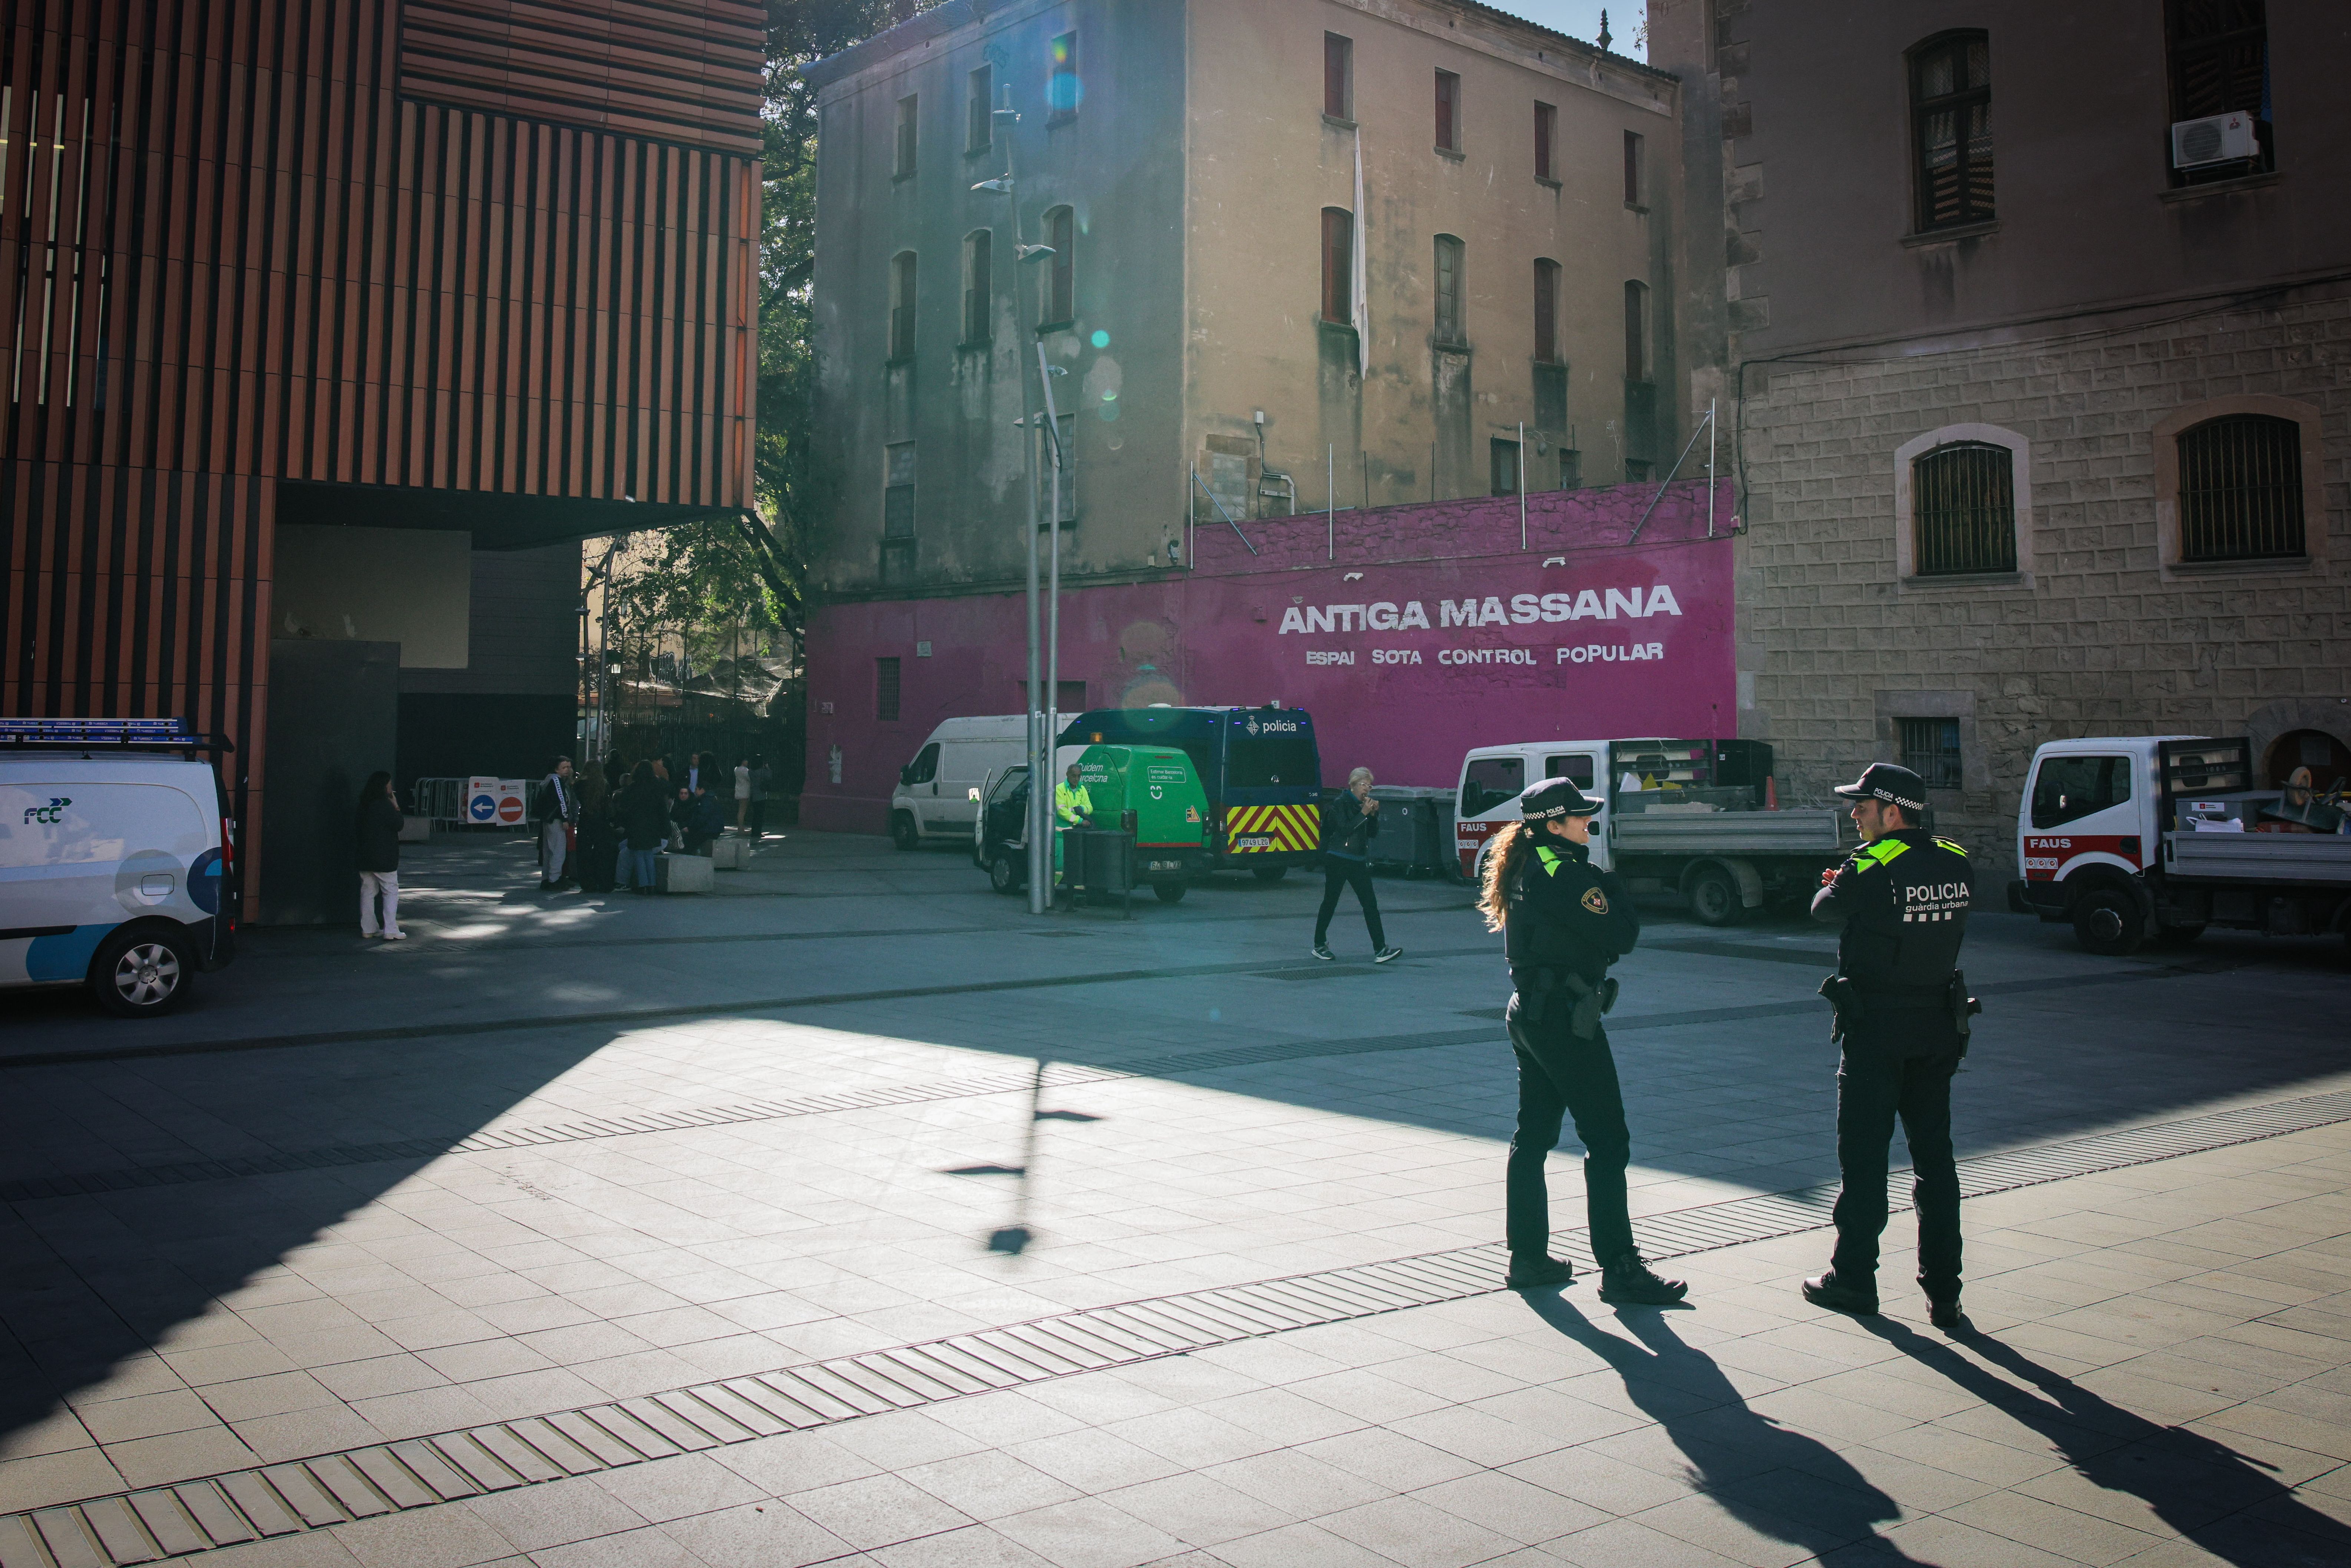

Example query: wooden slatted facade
[0,0,761,911]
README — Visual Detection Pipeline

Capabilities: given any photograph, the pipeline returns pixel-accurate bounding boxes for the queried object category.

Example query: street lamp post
[977,92,1064,914]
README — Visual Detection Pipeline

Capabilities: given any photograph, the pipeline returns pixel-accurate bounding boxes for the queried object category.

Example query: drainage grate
[7,1086,2349,1565]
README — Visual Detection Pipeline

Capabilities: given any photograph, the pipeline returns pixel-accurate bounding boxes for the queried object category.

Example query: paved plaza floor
[3,830,2348,1567]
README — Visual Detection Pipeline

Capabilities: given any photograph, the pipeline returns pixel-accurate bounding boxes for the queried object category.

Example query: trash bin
[1076,826,1136,914]
[1367,786,1457,877]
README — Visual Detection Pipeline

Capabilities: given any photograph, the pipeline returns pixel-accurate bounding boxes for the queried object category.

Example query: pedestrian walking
[733,756,752,832]
[354,771,406,940]
[1483,776,1687,1303]
[618,761,669,894]
[1804,763,1978,1331]
[537,756,578,890]
[1314,768,1403,963]
[748,754,772,839]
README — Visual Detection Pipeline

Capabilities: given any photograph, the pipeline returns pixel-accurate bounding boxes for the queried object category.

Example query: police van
[0,719,240,1016]
[1056,706,1325,880]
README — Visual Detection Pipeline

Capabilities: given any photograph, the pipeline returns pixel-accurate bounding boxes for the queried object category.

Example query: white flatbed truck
[2009,735,2351,955]
[1452,739,1856,924]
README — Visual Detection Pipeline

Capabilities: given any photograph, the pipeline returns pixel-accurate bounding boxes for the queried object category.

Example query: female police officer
[1481,777,1687,1303]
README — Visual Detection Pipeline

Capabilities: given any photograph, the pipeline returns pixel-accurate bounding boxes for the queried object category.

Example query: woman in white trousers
[355,771,406,939]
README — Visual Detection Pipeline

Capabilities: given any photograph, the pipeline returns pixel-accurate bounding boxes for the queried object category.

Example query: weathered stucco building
[1652,0,2351,880]
[804,0,1687,603]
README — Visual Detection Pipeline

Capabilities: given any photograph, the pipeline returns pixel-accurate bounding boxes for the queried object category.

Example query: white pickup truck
[1453,738,1855,924]
[2008,735,2351,955]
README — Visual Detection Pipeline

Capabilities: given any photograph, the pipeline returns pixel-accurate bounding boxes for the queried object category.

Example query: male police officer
[1492,777,1688,1303]
[1805,763,1978,1330]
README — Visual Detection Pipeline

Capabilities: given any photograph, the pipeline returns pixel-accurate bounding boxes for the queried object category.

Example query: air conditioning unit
[2171,112,2257,170]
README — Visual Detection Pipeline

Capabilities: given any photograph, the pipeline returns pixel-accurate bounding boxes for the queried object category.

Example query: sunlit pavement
[3,830,2348,1567]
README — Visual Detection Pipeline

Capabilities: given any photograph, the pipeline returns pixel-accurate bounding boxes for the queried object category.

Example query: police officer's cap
[1832,762,1929,813]
[1518,777,1602,821]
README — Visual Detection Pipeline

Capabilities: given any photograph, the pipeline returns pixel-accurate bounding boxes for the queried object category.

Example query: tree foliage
[608,0,930,655]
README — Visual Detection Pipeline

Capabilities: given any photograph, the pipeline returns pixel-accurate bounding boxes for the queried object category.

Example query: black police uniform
[1498,779,1681,1300]
[1811,764,1977,1310]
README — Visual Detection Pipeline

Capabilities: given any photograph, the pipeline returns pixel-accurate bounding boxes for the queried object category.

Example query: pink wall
[804,481,1735,833]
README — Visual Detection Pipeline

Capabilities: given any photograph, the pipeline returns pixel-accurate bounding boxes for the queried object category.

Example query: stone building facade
[803,0,1684,604]
[1651,0,2351,881]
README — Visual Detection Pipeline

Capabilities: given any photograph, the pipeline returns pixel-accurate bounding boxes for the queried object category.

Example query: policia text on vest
[1484,778,1687,1305]
[1803,763,1981,1331]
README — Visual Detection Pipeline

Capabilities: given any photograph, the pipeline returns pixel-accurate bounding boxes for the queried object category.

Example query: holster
[1818,974,1865,1044]
[1948,970,1982,1057]
[1515,968,1609,1041]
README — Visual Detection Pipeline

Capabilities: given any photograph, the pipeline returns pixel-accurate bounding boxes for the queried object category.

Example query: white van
[0,719,239,1016]
[891,715,1030,849]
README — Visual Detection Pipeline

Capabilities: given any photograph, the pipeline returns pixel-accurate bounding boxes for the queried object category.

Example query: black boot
[1801,1270,1879,1316]
[1599,1251,1688,1305]
[1506,1255,1575,1290]
[1928,1297,1964,1331]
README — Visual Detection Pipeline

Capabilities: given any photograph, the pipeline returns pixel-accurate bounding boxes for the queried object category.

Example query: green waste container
[1075,743,1209,904]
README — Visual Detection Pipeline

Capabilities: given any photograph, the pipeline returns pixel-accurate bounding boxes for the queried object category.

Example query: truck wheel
[1153,881,1188,904]
[1252,866,1288,884]
[1686,866,1742,928]
[2150,923,2205,948]
[91,927,194,1018]
[890,812,920,851]
[2071,888,2145,956]
[989,853,1023,895]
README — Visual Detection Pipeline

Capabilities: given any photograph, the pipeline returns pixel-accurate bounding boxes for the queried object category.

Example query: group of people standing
[534,751,774,893]
[351,754,777,930]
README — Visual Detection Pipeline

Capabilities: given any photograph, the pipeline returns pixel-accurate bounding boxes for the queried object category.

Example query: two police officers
[1483,778,1687,1304]
[1805,763,1978,1330]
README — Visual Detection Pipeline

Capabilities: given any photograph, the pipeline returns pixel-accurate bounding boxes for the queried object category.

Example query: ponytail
[1478,820,1537,931]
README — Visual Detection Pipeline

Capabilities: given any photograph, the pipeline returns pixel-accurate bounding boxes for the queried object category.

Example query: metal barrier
[410,778,468,824]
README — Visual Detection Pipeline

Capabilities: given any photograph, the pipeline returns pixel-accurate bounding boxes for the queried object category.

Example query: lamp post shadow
[1520,1291,1938,1565]
[1865,1317,2351,1566]
[938,1058,1102,1255]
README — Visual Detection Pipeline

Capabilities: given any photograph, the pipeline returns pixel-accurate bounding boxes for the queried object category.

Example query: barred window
[2178,414,2304,561]
[875,657,901,722]
[1899,718,1963,791]
[1911,33,1992,231]
[1911,442,2016,575]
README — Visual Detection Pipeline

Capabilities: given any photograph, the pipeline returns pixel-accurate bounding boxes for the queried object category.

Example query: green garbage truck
[1074,743,1211,903]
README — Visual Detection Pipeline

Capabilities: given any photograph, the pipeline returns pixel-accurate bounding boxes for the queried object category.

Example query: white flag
[1352,127,1369,377]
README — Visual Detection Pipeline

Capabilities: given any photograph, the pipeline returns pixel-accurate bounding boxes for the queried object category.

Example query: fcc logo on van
[22,796,69,825]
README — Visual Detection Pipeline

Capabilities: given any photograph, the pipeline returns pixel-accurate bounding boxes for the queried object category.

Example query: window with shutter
[1043,207,1075,326]
[1324,34,1352,120]
[962,231,992,345]
[1911,33,1993,231]
[1433,236,1465,346]
[2166,0,2274,184]
[1321,209,1353,324]
[1434,71,1460,151]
